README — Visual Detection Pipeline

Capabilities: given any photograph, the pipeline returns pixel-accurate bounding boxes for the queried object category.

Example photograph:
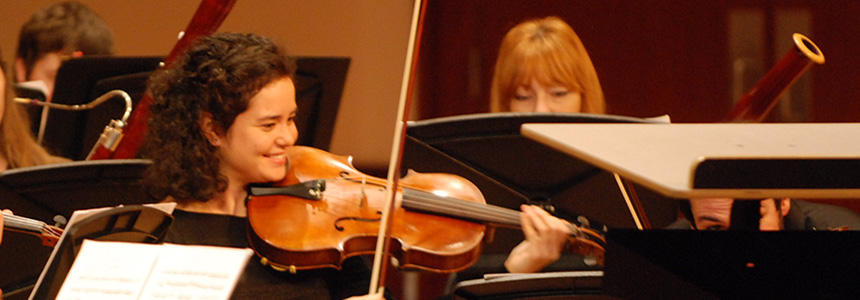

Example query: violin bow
[369,0,428,294]
[614,174,651,230]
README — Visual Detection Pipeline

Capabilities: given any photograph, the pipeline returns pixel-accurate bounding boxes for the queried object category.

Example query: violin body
[247,146,486,273]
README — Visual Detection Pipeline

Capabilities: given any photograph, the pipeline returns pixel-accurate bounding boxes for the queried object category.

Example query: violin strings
[400,189,591,238]
[401,188,521,226]
[3,213,47,233]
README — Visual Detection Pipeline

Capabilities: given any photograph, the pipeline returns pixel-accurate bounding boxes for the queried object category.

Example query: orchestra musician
[490,16,605,114]
[0,48,67,172]
[0,47,64,300]
[140,32,384,300]
[14,1,115,102]
[489,16,607,274]
[671,198,860,231]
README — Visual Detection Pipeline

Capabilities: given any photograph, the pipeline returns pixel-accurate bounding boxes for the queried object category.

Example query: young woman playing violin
[140,32,383,300]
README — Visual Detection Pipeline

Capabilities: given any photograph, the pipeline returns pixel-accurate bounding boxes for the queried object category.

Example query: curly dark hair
[141,32,296,202]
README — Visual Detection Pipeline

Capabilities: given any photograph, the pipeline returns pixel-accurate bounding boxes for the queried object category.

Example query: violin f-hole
[334,211,382,231]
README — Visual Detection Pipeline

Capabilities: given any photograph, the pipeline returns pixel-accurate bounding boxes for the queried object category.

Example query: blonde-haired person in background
[0,49,68,172]
[490,16,605,114]
[0,48,64,300]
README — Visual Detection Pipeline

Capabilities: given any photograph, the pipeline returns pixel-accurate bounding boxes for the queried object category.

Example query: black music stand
[404,112,677,229]
[450,271,609,300]
[0,159,155,300]
[292,57,350,150]
[39,56,350,160]
[28,205,173,300]
[402,112,678,278]
[39,56,163,160]
[602,229,860,299]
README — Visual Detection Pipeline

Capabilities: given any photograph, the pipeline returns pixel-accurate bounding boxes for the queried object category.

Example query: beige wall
[1,0,413,171]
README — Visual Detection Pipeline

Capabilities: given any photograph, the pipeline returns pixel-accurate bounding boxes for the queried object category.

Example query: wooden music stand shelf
[521,123,860,199]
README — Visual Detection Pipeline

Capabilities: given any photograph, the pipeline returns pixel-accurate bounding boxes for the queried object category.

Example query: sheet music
[29,203,177,300]
[140,244,252,300]
[56,241,253,300]
[55,240,159,300]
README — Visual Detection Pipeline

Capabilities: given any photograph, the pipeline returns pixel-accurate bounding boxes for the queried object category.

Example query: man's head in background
[15,1,114,101]
[684,198,790,231]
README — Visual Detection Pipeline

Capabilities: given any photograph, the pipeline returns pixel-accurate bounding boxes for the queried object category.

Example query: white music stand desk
[521,123,860,199]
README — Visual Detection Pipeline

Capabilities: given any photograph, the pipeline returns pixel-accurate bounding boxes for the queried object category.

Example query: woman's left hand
[504,205,570,273]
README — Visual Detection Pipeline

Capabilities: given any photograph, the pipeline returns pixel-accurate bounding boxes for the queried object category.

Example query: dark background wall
[416,0,860,123]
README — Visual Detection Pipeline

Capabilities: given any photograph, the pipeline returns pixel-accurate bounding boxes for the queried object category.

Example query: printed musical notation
[56,240,252,300]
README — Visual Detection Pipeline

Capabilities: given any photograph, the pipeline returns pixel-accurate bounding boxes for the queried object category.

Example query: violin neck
[3,212,63,241]
[401,188,578,234]
[3,212,48,234]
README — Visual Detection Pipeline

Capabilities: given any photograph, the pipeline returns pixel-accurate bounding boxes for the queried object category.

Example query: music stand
[292,57,350,150]
[41,56,350,160]
[402,112,678,278]
[40,56,164,159]
[602,229,860,299]
[28,205,173,300]
[518,122,860,299]
[0,159,154,300]
[450,271,608,300]
[404,112,677,229]
[520,123,860,198]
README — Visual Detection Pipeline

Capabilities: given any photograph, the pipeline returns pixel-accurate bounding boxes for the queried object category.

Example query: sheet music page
[55,241,253,300]
[139,244,252,300]
[55,240,160,300]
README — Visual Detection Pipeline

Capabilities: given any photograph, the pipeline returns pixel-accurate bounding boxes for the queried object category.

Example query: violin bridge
[359,177,368,208]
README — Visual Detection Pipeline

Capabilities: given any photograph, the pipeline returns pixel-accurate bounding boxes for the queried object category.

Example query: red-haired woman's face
[509,79,581,113]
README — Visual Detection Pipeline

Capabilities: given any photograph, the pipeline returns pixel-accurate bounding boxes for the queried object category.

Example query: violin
[245,146,605,274]
[2,212,62,247]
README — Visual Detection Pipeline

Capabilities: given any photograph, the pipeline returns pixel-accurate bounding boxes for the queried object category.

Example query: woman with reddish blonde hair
[490,16,605,114]
[490,17,606,274]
